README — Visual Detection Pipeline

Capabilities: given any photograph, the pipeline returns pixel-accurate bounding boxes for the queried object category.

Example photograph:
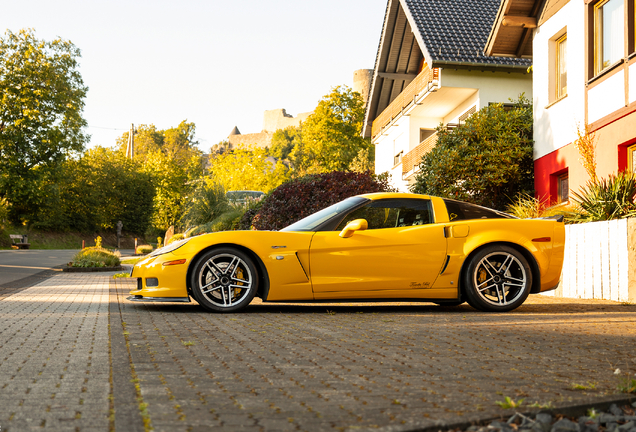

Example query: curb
[402,394,635,432]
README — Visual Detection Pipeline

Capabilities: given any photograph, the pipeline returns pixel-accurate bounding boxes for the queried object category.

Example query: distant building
[227,109,312,150]
[225,71,374,152]
[363,0,532,191]
[353,69,374,104]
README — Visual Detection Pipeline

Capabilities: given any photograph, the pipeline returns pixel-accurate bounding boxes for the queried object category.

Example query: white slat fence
[543,218,636,302]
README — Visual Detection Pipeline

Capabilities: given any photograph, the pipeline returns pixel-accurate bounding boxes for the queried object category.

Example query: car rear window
[442,199,516,221]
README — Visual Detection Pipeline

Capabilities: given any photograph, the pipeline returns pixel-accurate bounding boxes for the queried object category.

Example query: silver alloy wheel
[197,253,253,308]
[472,251,527,307]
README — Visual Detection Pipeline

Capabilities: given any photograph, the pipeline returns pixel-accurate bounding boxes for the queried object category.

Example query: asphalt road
[0,249,78,285]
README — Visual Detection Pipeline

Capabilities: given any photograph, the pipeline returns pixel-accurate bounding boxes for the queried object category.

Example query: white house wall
[533,1,585,160]
[440,69,533,108]
[374,69,532,192]
[630,63,636,104]
[374,121,410,191]
[588,71,626,123]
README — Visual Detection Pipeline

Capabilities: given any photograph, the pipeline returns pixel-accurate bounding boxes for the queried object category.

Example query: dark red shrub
[252,171,394,231]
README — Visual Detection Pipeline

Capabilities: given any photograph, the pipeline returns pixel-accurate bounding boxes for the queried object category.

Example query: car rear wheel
[190,248,258,312]
[463,245,532,312]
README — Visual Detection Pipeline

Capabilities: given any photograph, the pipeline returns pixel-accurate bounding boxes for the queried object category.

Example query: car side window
[442,199,514,221]
[335,198,433,231]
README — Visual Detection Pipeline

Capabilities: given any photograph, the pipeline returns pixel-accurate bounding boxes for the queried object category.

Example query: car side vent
[440,255,451,274]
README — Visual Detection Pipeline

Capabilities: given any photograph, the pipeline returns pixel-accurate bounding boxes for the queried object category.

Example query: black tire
[190,247,258,312]
[463,245,532,312]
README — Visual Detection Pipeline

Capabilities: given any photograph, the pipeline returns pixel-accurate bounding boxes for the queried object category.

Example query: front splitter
[126,295,191,303]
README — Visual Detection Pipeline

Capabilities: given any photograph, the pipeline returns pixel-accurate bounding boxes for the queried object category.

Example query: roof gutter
[431,61,531,73]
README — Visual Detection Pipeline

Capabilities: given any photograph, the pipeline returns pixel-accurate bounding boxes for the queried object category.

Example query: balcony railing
[401,133,438,175]
[371,65,439,139]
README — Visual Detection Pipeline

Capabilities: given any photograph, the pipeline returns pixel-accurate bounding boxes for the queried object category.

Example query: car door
[309,198,447,293]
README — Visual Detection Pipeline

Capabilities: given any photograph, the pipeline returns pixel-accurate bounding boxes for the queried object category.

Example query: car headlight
[149,238,191,257]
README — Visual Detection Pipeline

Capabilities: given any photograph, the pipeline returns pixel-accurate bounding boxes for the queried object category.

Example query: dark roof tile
[404,0,531,67]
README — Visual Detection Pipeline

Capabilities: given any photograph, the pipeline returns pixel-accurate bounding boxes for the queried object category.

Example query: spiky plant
[507,193,578,221]
[507,193,546,219]
[571,171,636,222]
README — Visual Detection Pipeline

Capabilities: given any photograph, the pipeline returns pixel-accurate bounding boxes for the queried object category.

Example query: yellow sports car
[129,192,565,313]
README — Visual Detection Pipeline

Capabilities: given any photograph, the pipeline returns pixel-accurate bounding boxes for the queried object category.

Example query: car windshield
[281,197,369,232]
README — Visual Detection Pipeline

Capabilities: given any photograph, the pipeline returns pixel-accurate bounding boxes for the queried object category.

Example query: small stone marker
[116,220,123,249]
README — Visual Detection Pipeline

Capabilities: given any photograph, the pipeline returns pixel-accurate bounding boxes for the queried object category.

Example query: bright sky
[3,0,387,152]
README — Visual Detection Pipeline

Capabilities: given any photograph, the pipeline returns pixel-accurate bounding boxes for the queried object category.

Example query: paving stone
[2,273,636,431]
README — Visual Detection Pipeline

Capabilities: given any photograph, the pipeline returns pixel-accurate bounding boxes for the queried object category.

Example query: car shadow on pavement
[128,299,636,315]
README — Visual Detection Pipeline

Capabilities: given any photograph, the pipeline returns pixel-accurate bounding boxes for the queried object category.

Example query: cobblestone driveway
[1,273,635,431]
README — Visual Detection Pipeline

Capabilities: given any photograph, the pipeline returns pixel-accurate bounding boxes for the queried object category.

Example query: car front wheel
[190,248,258,312]
[463,245,532,312]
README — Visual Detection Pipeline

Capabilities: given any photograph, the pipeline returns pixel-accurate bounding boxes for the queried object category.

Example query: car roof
[356,192,432,200]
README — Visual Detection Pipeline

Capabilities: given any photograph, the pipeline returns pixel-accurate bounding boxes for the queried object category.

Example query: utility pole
[125,124,135,159]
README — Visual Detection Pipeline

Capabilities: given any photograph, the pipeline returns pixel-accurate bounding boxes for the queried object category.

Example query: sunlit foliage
[0,29,89,224]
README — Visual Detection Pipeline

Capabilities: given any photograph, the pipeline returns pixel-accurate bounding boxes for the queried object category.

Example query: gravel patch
[460,402,636,432]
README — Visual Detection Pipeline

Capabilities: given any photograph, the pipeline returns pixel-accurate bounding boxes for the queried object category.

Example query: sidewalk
[0,273,110,430]
[0,273,635,431]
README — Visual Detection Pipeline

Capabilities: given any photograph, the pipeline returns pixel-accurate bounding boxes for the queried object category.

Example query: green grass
[495,396,524,409]
[121,257,143,265]
[0,229,84,249]
[570,381,596,391]
[0,226,151,250]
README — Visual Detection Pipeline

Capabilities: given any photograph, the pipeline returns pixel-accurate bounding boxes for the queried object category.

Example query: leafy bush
[252,171,394,231]
[571,171,636,222]
[70,247,121,267]
[188,209,245,236]
[411,97,533,211]
[136,245,153,255]
[236,199,265,230]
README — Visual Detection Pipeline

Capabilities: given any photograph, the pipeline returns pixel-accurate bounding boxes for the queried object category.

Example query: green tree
[117,120,203,168]
[116,120,205,232]
[411,98,533,210]
[208,144,291,193]
[116,124,164,159]
[35,147,154,234]
[141,150,191,232]
[270,126,302,161]
[0,29,89,224]
[293,86,372,174]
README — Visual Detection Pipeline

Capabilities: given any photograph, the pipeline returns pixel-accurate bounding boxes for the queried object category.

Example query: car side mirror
[339,219,368,238]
